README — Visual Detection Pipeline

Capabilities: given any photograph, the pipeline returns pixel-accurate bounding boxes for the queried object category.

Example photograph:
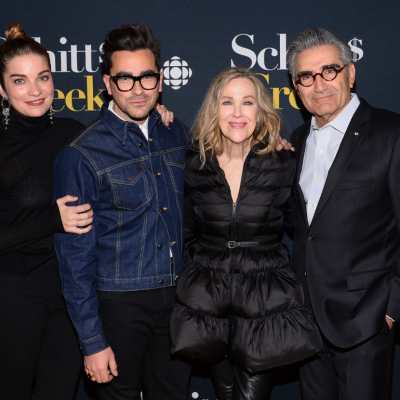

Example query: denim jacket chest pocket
[107,162,151,210]
[163,147,186,194]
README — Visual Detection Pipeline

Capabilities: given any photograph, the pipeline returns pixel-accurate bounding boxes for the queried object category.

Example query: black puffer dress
[170,142,322,373]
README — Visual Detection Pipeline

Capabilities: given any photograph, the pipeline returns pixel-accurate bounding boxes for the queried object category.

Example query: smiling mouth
[129,98,148,106]
[229,122,247,128]
[26,99,45,106]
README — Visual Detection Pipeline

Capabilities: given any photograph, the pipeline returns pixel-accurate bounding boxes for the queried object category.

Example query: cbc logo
[161,56,192,90]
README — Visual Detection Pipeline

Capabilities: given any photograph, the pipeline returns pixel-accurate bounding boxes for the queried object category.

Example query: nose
[28,81,42,97]
[131,80,143,95]
[232,103,242,118]
[314,74,328,92]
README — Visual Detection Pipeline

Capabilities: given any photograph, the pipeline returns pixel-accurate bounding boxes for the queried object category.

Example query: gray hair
[287,28,352,79]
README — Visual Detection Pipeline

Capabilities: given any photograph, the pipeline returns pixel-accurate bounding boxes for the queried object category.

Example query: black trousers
[0,263,82,400]
[300,322,395,400]
[96,286,191,400]
[210,358,272,400]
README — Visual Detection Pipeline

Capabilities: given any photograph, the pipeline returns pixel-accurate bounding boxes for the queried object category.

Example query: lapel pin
[354,132,359,135]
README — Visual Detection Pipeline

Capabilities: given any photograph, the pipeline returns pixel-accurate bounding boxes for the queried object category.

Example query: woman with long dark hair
[0,23,94,400]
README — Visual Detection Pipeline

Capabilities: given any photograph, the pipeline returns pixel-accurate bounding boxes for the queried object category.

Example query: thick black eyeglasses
[109,72,160,91]
[295,65,348,87]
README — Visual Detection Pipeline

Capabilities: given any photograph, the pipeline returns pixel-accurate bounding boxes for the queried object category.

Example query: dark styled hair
[102,23,161,74]
[0,23,51,89]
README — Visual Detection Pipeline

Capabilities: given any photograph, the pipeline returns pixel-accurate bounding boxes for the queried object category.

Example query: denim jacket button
[158,244,163,249]
[180,160,184,165]
[154,172,161,177]
[139,142,144,147]
[128,176,133,182]
[159,279,165,285]
[160,207,167,213]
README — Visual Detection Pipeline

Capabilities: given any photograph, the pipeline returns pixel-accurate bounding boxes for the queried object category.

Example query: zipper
[210,151,252,241]
[229,152,251,241]
[231,203,237,239]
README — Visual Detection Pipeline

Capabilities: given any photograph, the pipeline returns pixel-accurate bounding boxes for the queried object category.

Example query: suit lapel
[293,124,310,227]
[310,100,372,226]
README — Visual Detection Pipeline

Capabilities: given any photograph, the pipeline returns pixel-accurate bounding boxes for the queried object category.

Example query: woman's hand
[56,195,93,234]
[155,103,174,126]
[276,137,295,152]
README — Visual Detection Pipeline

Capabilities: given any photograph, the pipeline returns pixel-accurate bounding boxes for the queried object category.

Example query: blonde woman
[170,67,321,399]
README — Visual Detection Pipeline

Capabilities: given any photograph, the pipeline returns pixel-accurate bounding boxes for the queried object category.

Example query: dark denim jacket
[53,104,190,355]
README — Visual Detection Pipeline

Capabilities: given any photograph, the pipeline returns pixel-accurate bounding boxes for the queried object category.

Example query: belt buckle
[228,241,235,249]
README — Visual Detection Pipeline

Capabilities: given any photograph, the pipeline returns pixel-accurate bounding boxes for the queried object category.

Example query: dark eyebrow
[9,69,51,78]
[297,63,341,78]
[114,69,157,77]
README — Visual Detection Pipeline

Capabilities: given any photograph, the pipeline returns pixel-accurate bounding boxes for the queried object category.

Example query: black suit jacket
[290,98,400,348]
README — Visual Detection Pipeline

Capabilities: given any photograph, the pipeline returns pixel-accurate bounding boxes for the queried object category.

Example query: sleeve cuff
[386,315,395,322]
[51,202,66,233]
[79,331,110,356]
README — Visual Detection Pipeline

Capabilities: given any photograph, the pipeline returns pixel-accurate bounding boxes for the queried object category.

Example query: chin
[15,100,51,118]
[23,107,49,118]
[127,108,152,121]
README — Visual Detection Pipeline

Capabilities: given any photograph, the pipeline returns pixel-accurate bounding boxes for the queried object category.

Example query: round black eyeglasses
[295,65,348,87]
[109,73,160,91]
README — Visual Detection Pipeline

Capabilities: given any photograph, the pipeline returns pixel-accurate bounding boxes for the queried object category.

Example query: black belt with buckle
[199,234,280,250]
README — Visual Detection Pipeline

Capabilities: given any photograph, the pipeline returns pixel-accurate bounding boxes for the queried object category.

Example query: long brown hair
[0,23,51,90]
[192,66,281,167]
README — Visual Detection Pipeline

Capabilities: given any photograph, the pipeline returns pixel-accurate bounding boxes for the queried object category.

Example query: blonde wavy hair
[192,66,281,166]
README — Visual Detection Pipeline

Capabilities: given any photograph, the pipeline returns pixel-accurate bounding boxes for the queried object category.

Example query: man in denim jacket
[53,24,191,400]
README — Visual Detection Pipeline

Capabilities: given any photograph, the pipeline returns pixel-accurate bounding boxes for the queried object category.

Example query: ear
[292,79,300,97]
[348,63,356,89]
[158,70,163,93]
[103,75,113,96]
[0,84,7,98]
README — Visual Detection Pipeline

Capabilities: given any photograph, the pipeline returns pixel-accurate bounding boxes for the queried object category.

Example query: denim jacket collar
[99,102,171,146]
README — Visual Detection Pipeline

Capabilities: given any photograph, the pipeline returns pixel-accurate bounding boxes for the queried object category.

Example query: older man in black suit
[287,28,400,400]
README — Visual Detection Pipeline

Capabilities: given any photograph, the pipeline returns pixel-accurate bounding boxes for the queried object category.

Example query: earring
[1,95,10,130]
[49,105,54,124]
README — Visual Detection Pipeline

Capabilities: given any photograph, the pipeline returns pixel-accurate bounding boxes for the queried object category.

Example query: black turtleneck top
[0,108,84,276]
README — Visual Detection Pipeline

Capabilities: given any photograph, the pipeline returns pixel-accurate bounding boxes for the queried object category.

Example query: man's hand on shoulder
[84,346,118,383]
[276,136,295,152]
